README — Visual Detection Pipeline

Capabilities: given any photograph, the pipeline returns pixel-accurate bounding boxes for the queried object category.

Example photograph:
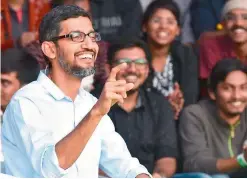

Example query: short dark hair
[1,48,40,85]
[39,4,91,43]
[107,37,154,88]
[208,58,247,92]
[39,5,91,67]
[142,0,180,26]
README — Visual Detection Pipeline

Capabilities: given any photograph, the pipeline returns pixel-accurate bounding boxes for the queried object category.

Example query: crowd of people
[1,0,247,178]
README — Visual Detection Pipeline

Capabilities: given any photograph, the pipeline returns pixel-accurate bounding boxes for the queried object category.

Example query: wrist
[90,104,104,119]
[237,153,247,168]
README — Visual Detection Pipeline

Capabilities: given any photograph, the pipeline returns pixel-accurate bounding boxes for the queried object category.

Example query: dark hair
[142,0,180,26]
[107,37,154,88]
[1,48,40,85]
[39,5,91,67]
[39,4,90,43]
[208,58,247,92]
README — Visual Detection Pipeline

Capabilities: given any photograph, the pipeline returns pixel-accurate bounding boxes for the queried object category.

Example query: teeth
[78,54,93,59]
[234,29,245,33]
[231,102,242,106]
[158,32,168,38]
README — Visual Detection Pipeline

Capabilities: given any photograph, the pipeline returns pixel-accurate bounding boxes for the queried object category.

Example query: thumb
[174,82,180,90]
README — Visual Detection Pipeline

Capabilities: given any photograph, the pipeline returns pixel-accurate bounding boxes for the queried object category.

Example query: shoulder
[181,99,214,123]
[170,41,196,59]
[144,87,170,105]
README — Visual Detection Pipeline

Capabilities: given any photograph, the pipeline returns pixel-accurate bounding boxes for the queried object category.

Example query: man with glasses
[199,0,247,96]
[99,37,178,178]
[1,5,150,178]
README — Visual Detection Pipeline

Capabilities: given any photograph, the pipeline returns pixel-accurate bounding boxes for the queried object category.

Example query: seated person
[1,0,51,50]
[1,48,40,174]
[1,48,40,113]
[199,0,247,95]
[180,58,247,177]
[142,0,199,119]
[106,37,177,178]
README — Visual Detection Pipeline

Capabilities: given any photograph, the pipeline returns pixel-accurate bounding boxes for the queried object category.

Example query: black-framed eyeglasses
[115,58,148,68]
[51,31,101,42]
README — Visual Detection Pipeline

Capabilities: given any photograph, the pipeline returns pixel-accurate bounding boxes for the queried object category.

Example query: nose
[232,88,241,100]
[127,62,137,72]
[81,35,95,49]
[235,16,245,26]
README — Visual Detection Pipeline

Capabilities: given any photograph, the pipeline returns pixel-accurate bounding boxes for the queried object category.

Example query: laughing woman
[142,0,199,119]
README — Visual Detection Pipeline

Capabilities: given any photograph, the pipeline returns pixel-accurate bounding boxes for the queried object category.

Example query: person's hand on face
[168,82,184,120]
[94,63,134,116]
[19,31,38,47]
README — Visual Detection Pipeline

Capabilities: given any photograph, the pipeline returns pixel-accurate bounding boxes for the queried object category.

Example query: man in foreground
[2,5,150,178]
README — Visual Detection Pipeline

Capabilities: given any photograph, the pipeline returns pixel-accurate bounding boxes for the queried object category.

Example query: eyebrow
[69,29,95,34]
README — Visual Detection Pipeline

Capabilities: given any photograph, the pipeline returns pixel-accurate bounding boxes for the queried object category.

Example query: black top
[108,87,178,173]
[169,41,199,107]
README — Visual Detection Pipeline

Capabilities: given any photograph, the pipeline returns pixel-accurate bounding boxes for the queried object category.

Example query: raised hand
[168,82,184,120]
[93,63,134,116]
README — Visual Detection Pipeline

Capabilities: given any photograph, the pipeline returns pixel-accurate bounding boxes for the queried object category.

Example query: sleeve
[180,45,199,106]
[154,99,178,160]
[190,0,219,40]
[99,115,151,178]
[179,105,218,174]
[1,98,73,177]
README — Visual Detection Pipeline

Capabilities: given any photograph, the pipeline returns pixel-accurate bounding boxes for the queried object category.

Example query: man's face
[210,70,247,119]
[224,9,247,44]
[112,47,149,92]
[54,16,99,79]
[1,72,21,110]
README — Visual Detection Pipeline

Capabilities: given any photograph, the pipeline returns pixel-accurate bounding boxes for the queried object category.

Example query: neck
[148,40,170,59]
[218,110,241,125]
[233,42,247,61]
[8,0,24,11]
[49,67,81,101]
[119,90,139,112]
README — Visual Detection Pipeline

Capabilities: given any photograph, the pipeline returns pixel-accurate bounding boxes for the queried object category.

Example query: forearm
[216,158,241,173]
[55,107,103,169]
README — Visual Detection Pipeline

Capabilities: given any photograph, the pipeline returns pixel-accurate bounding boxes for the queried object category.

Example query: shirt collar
[37,70,65,100]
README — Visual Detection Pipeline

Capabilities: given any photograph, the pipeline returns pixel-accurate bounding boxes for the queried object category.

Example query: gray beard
[58,57,95,79]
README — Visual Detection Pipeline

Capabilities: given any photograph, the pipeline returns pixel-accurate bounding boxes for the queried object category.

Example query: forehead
[1,72,18,81]
[151,8,176,19]
[223,70,247,85]
[59,16,94,34]
[228,8,247,15]
[114,47,146,59]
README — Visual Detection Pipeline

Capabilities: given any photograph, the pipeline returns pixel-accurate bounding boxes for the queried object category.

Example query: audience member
[1,48,40,174]
[199,0,247,96]
[1,48,40,113]
[190,0,226,40]
[64,0,143,43]
[180,59,247,177]
[107,37,177,177]
[1,5,150,177]
[1,0,51,50]
[142,0,198,119]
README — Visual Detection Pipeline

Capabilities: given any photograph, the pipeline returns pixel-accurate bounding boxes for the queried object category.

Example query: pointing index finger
[107,63,127,81]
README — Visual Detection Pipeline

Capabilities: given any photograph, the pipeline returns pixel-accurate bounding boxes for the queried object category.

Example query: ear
[41,41,57,61]
[208,89,216,100]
